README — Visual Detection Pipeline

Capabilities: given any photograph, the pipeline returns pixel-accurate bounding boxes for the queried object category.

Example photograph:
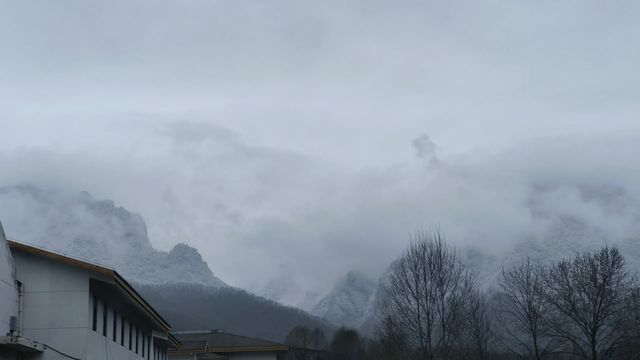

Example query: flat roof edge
[7,240,178,345]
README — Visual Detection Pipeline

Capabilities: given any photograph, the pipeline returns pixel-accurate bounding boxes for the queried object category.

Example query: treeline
[287,230,640,360]
[136,283,334,342]
[285,325,383,360]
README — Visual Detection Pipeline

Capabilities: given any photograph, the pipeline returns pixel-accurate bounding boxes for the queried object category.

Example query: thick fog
[1,1,640,304]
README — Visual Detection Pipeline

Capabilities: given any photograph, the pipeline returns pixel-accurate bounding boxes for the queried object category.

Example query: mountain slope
[0,185,226,287]
[137,283,335,342]
[0,184,335,340]
[312,271,376,328]
[258,270,321,312]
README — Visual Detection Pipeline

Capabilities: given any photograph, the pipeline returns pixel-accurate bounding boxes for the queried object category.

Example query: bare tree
[287,326,330,360]
[376,315,412,360]
[379,230,476,360]
[330,328,365,360]
[465,290,494,360]
[311,327,329,351]
[495,258,555,360]
[287,325,313,349]
[615,284,640,360]
[544,247,632,360]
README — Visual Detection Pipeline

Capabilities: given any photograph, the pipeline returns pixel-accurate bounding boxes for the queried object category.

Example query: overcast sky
[2,0,640,303]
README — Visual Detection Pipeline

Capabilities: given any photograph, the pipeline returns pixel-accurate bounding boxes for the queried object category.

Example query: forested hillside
[137,283,335,342]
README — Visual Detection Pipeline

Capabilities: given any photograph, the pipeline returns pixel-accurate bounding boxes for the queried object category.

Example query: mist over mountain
[311,271,376,328]
[3,1,640,356]
[0,184,338,339]
[258,267,322,311]
[3,0,640,333]
[327,182,640,333]
[3,153,640,338]
[0,184,226,286]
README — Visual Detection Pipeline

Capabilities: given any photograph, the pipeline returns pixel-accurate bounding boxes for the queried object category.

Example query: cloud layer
[2,123,640,306]
[2,1,640,305]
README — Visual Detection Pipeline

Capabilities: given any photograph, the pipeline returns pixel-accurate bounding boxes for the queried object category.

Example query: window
[92,296,97,331]
[121,318,125,346]
[102,303,108,336]
[129,323,133,350]
[147,335,151,359]
[135,327,139,354]
[142,333,145,357]
[113,311,117,342]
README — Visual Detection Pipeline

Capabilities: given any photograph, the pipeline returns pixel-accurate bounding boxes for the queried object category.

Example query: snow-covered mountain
[0,185,338,340]
[345,183,640,335]
[0,185,226,287]
[256,264,322,311]
[311,270,377,328]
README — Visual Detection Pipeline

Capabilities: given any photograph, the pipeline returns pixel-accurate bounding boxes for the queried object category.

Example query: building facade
[0,222,180,360]
[0,222,22,360]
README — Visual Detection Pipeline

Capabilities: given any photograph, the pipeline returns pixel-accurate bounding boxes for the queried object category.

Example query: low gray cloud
[1,0,640,306]
[1,122,640,307]
[412,134,439,166]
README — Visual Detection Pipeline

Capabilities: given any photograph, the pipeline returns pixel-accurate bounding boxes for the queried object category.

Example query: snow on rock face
[259,274,298,304]
[161,243,227,287]
[257,272,321,311]
[0,185,226,287]
[312,270,377,328]
[358,183,640,335]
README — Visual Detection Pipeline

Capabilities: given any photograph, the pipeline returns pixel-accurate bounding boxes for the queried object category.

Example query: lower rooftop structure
[169,330,289,360]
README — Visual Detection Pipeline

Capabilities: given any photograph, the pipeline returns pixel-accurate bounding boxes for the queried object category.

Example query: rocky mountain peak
[169,243,203,261]
[0,185,226,287]
[311,270,376,328]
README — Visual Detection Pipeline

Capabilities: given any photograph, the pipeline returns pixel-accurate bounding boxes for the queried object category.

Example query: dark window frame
[120,317,125,346]
[112,311,117,342]
[102,303,108,336]
[92,296,97,331]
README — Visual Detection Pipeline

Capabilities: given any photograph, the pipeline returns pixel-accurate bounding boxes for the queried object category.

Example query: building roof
[0,336,44,353]
[6,240,181,348]
[171,331,289,354]
[195,353,227,360]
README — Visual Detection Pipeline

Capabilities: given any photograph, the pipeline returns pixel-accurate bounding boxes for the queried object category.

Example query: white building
[0,222,27,360]
[0,221,181,360]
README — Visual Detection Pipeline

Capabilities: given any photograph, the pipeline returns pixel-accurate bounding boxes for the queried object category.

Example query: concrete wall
[12,250,91,360]
[0,222,18,337]
[87,327,157,360]
[86,297,162,360]
[12,251,169,360]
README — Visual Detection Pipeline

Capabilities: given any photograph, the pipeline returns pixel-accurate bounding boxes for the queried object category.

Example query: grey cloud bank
[1,0,640,305]
[1,126,640,306]
[3,0,640,163]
